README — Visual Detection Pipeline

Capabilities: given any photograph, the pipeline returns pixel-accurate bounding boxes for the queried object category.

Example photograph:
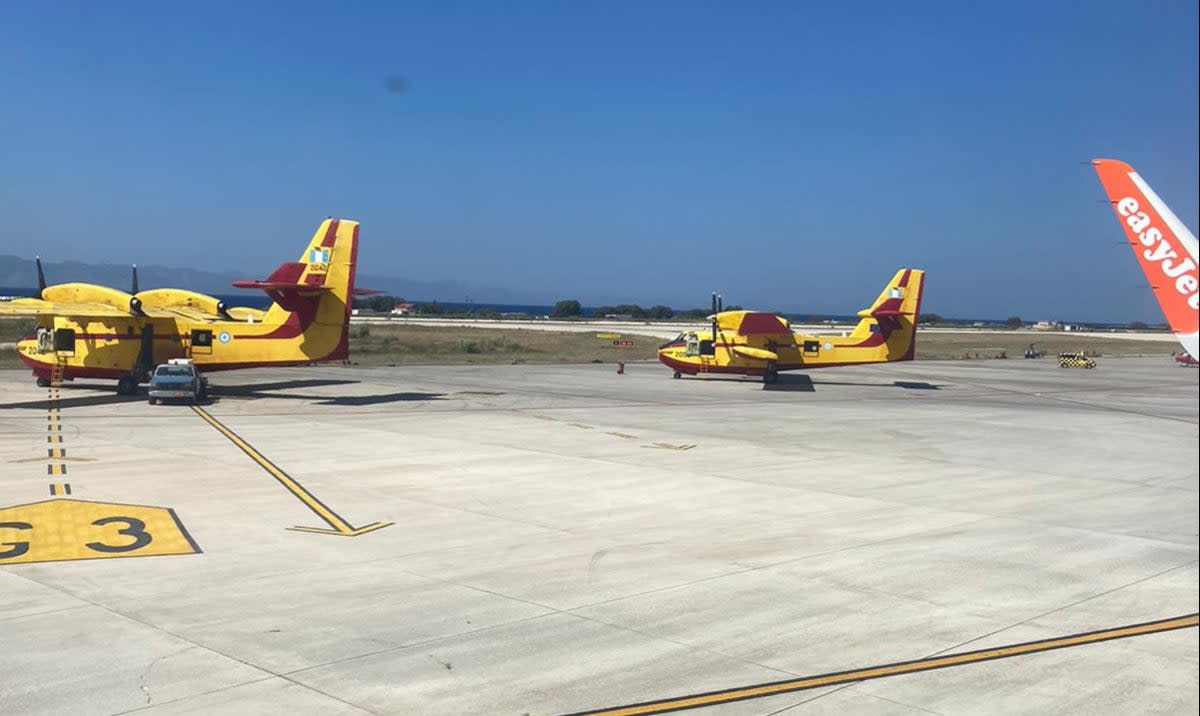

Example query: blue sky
[1,1,1196,321]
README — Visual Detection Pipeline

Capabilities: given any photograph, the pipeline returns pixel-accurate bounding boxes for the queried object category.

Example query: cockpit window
[659,333,687,350]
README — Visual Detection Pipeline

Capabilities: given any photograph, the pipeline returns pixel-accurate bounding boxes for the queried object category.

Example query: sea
[0,286,1129,327]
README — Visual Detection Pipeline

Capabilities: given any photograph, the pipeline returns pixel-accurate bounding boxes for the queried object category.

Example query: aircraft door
[190,329,214,356]
[699,339,715,356]
[53,328,76,355]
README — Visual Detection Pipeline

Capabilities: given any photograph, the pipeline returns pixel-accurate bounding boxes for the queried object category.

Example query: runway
[1,358,1197,714]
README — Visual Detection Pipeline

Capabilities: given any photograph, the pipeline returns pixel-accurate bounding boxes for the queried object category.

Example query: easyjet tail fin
[1092,159,1199,360]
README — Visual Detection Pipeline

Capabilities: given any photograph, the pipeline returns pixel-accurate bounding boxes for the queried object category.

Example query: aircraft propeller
[710,292,723,346]
[131,264,139,295]
[36,256,47,294]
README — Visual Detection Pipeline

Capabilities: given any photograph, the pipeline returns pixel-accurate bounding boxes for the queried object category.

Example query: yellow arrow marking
[191,406,392,537]
[567,613,1200,716]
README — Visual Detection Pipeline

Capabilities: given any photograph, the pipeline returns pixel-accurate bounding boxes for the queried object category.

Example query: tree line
[552,299,742,319]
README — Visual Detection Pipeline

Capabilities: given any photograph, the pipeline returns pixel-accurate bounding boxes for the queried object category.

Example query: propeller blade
[131,264,139,295]
[36,256,46,293]
[711,292,718,343]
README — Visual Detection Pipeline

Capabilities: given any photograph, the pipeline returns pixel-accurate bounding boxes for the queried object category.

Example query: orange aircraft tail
[1092,159,1198,360]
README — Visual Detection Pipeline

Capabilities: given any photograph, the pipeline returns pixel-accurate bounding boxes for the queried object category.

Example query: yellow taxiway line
[568,613,1199,716]
[191,406,391,537]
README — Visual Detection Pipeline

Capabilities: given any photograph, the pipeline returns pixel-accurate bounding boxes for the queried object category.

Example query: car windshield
[155,365,193,377]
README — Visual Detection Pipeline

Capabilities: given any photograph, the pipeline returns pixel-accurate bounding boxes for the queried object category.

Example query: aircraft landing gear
[673,371,682,379]
[762,362,779,385]
[36,377,51,388]
[117,376,138,395]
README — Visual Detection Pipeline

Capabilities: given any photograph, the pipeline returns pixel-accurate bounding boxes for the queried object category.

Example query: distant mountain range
[0,254,549,304]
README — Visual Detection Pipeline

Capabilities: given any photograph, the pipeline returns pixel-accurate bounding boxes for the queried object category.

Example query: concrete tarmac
[1,358,1196,714]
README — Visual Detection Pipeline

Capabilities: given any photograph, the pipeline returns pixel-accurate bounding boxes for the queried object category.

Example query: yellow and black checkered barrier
[1057,353,1096,368]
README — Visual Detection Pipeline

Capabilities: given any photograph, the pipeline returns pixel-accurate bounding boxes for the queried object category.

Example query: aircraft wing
[0,298,177,319]
[151,305,226,322]
[732,345,780,362]
[737,312,792,336]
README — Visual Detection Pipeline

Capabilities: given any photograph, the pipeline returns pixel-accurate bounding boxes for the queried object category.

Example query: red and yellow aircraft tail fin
[233,218,360,360]
[850,268,925,361]
[1092,159,1199,360]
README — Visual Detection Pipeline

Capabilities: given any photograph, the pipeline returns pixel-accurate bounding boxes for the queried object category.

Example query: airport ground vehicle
[147,359,208,404]
[1057,352,1096,369]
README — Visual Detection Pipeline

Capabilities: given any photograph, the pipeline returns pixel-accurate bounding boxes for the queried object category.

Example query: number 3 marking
[86,516,152,553]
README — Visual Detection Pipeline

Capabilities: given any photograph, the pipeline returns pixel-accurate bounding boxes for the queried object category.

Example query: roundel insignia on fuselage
[218,331,232,344]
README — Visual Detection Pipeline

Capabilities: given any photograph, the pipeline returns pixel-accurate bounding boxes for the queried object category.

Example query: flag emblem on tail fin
[308,248,331,263]
[888,287,904,299]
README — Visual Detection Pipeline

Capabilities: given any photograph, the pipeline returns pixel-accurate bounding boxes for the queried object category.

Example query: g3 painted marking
[0,499,200,565]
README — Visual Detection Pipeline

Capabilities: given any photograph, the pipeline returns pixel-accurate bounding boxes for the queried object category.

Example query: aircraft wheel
[36,377,51,388]
[148,397,158,405]
[673,371,682,379]
[117,376,137,395]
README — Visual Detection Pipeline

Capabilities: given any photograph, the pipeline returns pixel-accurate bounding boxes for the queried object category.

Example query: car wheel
[148,397,158,405]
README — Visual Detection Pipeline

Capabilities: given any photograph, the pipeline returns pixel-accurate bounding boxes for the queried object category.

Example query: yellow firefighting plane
[0,218,370,393]
[658,268,926,383]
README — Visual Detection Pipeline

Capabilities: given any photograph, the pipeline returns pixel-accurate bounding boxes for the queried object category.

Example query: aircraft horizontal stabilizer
[859,308,910,318]
[732,345,779,362]
[231,279,332,291]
